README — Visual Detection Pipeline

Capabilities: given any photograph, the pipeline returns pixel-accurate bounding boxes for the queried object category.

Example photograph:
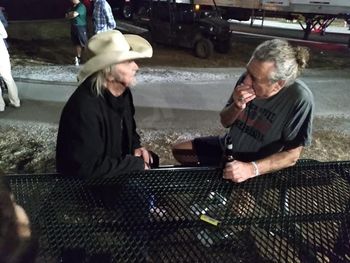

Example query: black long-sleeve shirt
[56,78,144,179]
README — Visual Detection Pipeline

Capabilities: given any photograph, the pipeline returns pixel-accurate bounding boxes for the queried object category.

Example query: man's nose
[243,74,252,85]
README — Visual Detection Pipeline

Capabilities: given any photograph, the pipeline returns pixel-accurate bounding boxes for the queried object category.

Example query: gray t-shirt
[225,75,314,162]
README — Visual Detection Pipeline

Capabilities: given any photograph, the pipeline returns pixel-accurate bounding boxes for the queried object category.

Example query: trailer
[193,0,350,39]
[193,0,349,15]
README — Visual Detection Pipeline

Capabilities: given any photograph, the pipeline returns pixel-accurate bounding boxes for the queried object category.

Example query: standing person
[65,0,88,66]
[91,0,116,34]
[172,39,314,183]
[56,30,157,179]
[0,21,20,111]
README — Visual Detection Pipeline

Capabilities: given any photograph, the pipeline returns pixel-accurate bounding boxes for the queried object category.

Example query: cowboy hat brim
[77,34,152,86]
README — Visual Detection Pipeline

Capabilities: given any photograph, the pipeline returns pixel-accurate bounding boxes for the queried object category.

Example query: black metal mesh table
[5,161,350,262]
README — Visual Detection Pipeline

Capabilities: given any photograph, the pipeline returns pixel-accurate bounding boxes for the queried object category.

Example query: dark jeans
[193,136,225,166]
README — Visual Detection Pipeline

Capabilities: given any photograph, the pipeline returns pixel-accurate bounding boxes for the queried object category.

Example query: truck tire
[122,5,133,20]
[194,38,214,59]
[137,6,149,16]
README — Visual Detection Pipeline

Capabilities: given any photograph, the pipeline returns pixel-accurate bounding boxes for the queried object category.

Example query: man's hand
[220,82,256,128]
[232,83,256,110]
[223,160,256,183]
[134,147,153,170]
[66,11,79,19]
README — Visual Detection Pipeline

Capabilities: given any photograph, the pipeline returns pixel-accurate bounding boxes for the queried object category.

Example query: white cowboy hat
[77,30,153,85]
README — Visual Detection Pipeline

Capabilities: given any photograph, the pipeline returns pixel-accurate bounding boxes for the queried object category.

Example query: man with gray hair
[172,39,314,183]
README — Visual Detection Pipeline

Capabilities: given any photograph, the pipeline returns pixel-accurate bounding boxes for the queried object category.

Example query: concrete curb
[16,78,76,103]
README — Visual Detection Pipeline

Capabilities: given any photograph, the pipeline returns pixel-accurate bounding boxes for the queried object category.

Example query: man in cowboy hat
[56,30,155,179]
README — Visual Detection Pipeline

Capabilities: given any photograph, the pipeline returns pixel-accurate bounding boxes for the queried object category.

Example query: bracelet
[251,161,260,177]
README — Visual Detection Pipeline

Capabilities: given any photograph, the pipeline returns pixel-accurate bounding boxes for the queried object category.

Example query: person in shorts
[65,0,88,66]
[172,39,314,183]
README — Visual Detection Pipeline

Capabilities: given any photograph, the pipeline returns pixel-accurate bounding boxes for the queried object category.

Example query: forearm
[253,146,303,176]
[223,146,303,183]
[220,103,242,128]
[66,11,78,19]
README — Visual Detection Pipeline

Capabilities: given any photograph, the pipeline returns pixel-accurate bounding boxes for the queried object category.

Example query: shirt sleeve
[76,3,86,17]
[282,87,314,148]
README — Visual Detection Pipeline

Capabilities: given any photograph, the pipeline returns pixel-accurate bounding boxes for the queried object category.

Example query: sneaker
[74,56,80,66]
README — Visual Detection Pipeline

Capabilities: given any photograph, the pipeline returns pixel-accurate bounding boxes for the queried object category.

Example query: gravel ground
[1,115,350,174]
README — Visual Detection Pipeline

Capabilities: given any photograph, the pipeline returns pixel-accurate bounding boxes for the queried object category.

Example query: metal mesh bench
[5,161,350,262]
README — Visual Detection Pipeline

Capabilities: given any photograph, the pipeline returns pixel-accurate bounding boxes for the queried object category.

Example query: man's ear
[277,79,286,89]
[271,79,285,94]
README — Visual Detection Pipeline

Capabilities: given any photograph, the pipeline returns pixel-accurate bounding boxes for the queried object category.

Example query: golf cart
[137,0,231,58]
